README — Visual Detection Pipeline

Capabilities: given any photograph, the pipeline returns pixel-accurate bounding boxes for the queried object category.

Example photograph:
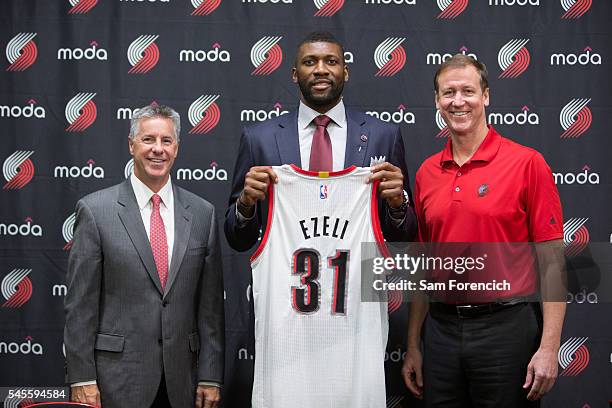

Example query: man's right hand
[238,166,278,216]
[71,384,101,407]
[401,346,424,400]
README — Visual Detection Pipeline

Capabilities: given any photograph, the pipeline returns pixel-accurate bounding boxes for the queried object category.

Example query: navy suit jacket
[224,108,417,251]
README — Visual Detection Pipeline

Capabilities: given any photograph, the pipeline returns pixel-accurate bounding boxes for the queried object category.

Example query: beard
[298,77,344,108]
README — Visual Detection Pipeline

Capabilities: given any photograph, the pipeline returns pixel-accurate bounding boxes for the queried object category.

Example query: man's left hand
[195,385,220,408]
[523,347,559,400]
[369,162,404,209]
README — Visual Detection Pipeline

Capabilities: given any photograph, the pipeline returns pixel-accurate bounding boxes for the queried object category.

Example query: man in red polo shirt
[401,54,566,407]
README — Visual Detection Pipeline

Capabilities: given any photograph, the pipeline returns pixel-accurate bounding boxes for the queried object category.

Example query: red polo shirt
[414,126,563,300]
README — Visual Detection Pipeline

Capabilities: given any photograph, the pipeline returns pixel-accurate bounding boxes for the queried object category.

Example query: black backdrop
[1,1,611,407]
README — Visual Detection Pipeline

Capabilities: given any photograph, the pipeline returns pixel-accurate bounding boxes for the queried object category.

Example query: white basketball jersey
[250,164,389,408]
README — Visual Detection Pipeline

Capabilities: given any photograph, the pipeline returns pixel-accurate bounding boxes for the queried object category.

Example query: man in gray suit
[64,104,224,408]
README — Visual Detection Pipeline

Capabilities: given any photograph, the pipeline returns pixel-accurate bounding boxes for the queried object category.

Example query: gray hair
[129,104,181,143]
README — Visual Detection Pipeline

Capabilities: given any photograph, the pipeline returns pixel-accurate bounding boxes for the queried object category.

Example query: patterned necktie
[150,194,168,289]
[309,115,333,172]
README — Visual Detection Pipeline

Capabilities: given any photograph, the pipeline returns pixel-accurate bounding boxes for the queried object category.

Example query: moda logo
[0,218,43,237]
[366,104,415,125]
[179,43,230,63]
[191,0,221,15]
[498,38,530,78]
[3,151,35,190]
[188,95,221,134]
[5,33,38,72]
[176,161,228,181]
[554,165,599,185]
[127,35,160,74]
[57,40,107,60]
[240,102,289,122]
[0,99,45,118]
[63,212,76,250]
[488,105,539,126]
[567,288,598,304]
[558,337,589,376]
[561,0,591,19]
[125,158,134,179]
[313,0,344,16]
[435,110,449,138]
[560,98,592,138]
[0,336,43,355]
[65,92,97,132]
[374,37,406,77]
[116,101,157,120]
[242,0,292,3]
[1,269,33,308]
[436,0,469,19]
[550,46,601,66]
[385,346,406,362]
[489,0,539,6]
[563,217,589,258]
[250,36,283,76]
[426,45,478,65]
[364,0,416,4]
[54,159,105,179]
[68,0,98,14]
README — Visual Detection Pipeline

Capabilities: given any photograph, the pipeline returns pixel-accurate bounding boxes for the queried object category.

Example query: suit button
[158,338,162,345]
[162,300,168,307]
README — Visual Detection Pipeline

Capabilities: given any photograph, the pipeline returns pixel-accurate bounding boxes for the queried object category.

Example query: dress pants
[423,303,542,408]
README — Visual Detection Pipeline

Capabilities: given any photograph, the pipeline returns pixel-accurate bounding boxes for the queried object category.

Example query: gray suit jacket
[64,179,224,408]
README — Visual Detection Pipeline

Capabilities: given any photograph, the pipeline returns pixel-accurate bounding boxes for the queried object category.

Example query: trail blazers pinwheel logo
[386,275,403,314]
[191,0,221,16]
[3,151,35,190]
[125,158,134,179]
[313,0,344,17]
[436,0,468,19]
[63,213,76,251]
[563,217,589,258]
[498,39,530,78]
[560,98,592,138]
[5,33,38,72]
[1,269,33,308]
[128,35,160,74]
[65,92,97,132]
[68,0,98,14]
[558,337,589,376]
[374,37,406,77]
[435,110,449,138]
[250,36,283,76]
[561,0,591,19]
[189,95,221,134]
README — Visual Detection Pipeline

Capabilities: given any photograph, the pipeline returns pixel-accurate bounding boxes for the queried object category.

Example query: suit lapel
[164,185,192,298]
[344,109,369,167]
[275,111,301,166]
[116,180,163,295]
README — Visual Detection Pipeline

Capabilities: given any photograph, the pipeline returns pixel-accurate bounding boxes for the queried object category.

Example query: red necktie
[150,194,168,289]
[309,115,333,172]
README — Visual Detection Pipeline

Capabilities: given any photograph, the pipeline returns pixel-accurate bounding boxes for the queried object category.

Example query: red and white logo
[191,0,221,16]
[563,217,589,258]
[68,0,98,14]
[436,0,469,19]
[188,95,221,134]
[560,98,592,138]
[313,0,344,16]
[63,213,76,251]
[250,36,283,76]
[65,92,97,132]
[498,38,530,78]
[386,275,403,314]
[127,35,160,74]
[561,0,591,19]
[374,37,406,77]
[125,158,134,179]
[558,337,589,376]
[1,269,33,308]
[5,33,38,72]
[435,110,449,138]
[3,151,35,190]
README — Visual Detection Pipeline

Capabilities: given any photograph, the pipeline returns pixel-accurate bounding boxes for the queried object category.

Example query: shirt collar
[130,173,173,210]
[440,125,502,166]
[298,99,346,130]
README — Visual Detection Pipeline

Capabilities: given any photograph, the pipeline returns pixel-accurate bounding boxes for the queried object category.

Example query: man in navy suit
[225,31,417,250]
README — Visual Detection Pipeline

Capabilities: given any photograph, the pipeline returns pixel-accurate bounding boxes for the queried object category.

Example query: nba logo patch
[320,184,329,199]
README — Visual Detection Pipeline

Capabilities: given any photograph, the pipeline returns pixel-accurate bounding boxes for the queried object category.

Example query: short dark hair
[434,54,489,93]
[295,31,345,63]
